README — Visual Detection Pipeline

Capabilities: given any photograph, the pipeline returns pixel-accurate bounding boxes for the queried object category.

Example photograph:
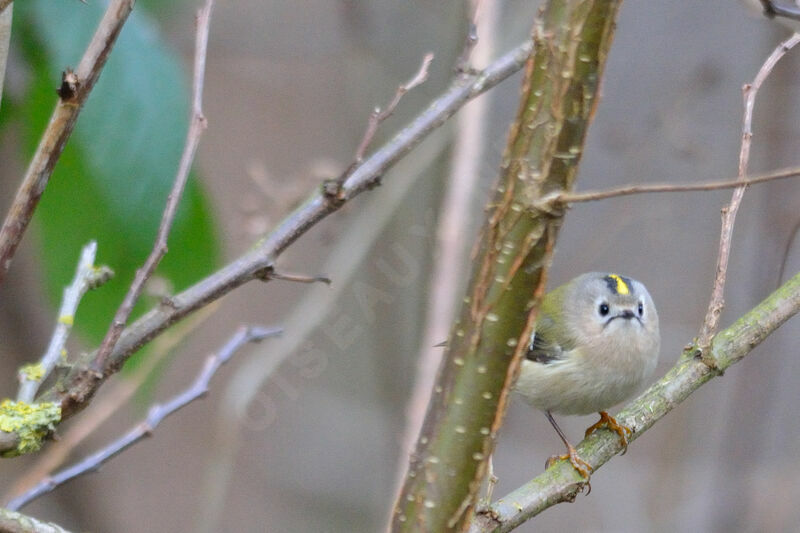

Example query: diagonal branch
[17,241,112,403]
[90,0,214,375]
[5,325,281,512]
[0,0,136,286]
[20,38,534,442]
[471,271,800,532]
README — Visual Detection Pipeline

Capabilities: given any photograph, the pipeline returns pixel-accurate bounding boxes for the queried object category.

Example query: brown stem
[550,165,800,204]
[90,0,214,374]
[0,0,136,286]
[330,52,434,195]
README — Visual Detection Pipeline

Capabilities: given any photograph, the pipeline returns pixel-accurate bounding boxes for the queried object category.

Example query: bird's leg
[544,411,593,485]
[585,411,633,454]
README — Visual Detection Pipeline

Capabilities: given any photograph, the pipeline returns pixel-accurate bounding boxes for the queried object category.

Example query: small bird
[514,272,660,481]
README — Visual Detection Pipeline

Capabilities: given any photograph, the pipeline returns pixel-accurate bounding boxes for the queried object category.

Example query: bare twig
[29,39,533,431]
[0,0,136,286]
[329,52,434,194]
[470,272,800,533]
[259,269,331,285]
[544,165,800,204]
[0,507,71,533]
[0,1,11,16]
[697,33,800,362]
[90,0,214,374]
[454,0,482,73]
[6,325,281,512]
[17,242,112,403]
[4,304,219,503]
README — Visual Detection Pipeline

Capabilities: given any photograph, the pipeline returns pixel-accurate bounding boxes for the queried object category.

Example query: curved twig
[6,325,281,512]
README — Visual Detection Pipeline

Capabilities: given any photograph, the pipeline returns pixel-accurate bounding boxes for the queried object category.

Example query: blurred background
[0,0,799,531]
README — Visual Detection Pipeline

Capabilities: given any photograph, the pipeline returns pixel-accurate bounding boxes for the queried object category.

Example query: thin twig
[697,33,800,362]
[90,0,214,374]
[0,0,136,286]
[4,304,219,503]
[6,325,281,512]
[260,269,331,285]
[544,165,800,204]
[17,242,112,403]
[470,272,800,532]
[454,0,482,73]
[28,39,533,431]
[330,52,434,193]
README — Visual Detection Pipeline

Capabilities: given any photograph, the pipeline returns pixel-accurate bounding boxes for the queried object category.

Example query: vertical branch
[397,0,499,488]
[17,242,112,403]
[390,1,623,531]
[0,0,136,286]
[697,32,800,357]
[90,0,215,375]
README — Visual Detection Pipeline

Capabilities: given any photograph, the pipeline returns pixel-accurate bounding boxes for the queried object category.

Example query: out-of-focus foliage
[5,1,219,367]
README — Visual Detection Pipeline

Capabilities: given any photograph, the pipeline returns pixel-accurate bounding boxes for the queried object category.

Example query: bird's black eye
[638,302,644,316]
[598,303,610,316]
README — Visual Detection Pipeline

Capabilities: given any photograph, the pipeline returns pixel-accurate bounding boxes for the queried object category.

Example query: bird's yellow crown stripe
[608,274,630,295]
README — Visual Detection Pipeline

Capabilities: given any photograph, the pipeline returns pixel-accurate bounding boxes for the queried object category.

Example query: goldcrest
[514,272,660,479]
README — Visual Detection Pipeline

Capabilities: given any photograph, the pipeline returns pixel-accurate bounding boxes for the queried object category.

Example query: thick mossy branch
[0,401,60,457]
[471,271,800,532]
[0,507,72,533]
[390,2,623,531]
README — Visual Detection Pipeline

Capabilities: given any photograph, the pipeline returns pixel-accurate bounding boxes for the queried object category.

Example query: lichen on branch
[0,400,61,457]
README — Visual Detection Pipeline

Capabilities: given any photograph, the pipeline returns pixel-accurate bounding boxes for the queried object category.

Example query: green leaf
[14,1,219,368]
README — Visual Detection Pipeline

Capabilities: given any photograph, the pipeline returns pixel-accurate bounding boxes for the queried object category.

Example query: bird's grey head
[565,272,659,344]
